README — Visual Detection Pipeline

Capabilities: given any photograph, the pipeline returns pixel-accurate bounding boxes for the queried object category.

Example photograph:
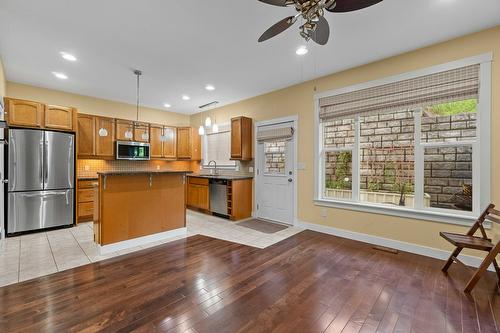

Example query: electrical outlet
[321,208,328,218]
[156,165,160,170]
[84,165,90,171]
[248,167,254,173]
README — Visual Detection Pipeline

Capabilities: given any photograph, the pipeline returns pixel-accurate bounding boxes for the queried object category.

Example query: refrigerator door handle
[40,140,44,185]
[43,138,48,187]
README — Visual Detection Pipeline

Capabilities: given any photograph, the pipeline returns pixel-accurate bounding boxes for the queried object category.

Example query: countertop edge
[187,174,254,180]
[97,170,194,176]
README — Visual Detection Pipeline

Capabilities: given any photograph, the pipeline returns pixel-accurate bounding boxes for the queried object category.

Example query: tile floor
[0,210,303,287]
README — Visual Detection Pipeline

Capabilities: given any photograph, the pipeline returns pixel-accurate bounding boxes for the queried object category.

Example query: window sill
[314,198,480,227]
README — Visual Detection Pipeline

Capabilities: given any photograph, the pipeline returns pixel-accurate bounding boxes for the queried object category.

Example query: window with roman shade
[315,58,491,225]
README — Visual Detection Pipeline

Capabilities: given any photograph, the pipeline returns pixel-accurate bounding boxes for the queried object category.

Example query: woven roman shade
[257,127,294,142]
[319,64,480,122]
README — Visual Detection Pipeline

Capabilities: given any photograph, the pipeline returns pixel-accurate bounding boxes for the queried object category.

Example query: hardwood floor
[0,230,499,332]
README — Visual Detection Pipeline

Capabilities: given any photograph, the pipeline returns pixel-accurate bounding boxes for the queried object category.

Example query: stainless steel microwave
[116,141,151,160]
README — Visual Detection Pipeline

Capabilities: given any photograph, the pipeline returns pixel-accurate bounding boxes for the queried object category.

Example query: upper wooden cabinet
[177,127,200,160]
[4,98,76,132]
[163,126,177,159]
[231,116,253,160]
[115,119,134,141]
[77,114,96,157]
[45,105,76,131]
[5,98,44,128]
[150,125,163,158]
[77,113,115,158]
[95,117,115,157]
[133,122,150,143]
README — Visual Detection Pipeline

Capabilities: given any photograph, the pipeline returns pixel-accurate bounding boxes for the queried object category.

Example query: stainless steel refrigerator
[7,129,75,234]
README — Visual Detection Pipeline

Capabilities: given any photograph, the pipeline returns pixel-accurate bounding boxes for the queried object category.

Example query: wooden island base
[94,171,189,253]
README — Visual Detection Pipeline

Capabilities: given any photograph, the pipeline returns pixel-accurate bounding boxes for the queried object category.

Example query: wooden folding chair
[440,203,500,293]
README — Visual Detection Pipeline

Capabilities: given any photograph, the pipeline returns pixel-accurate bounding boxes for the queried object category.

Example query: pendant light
[160,128,167,142]
[98,127,108,137]
[212,113,219,133]
[198,111,205,136]
[205,116,212,128]
[126,69,146,140]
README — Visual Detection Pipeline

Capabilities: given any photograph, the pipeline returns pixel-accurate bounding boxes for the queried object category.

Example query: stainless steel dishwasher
[209,179,228,217]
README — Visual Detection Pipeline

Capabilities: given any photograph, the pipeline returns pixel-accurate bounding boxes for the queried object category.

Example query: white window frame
[202,122,237,170]
[314,53,492,227]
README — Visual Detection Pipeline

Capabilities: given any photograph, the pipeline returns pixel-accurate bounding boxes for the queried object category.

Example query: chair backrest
[486,206,500,225]
[467,204,496,240]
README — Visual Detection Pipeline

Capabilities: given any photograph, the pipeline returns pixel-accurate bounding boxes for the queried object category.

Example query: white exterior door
[256,123,295,225]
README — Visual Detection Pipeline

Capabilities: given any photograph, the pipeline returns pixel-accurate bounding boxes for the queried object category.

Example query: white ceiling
[1,0,499,115]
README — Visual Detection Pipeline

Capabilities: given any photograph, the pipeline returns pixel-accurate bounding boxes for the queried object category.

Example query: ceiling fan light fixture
[296,46,309,55]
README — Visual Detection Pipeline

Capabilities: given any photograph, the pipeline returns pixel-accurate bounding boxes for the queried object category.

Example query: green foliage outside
[426,99,477,116]
[325,151,352,190]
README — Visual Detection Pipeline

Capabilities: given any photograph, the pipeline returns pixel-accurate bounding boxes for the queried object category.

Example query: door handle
[288,178,293,183]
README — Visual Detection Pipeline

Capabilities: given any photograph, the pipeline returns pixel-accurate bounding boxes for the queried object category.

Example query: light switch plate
[297,162,306,170]
[84,165,90,171]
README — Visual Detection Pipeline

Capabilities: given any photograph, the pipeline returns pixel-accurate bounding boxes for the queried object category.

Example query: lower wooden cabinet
[187,177,210,210]
[77,179,98,223]
[186,177,252,220]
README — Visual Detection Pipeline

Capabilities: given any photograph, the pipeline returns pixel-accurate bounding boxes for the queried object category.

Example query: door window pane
[421,99,477,143]
[264,141,286,175]
[324,151,352,200]
[424,145,473,212]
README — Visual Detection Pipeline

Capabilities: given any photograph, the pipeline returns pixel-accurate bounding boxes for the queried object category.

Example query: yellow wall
[190,26,500,253]
[0,57,6,99]
[6,82,190,126]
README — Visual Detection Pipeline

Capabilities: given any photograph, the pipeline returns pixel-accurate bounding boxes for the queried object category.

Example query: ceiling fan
[258,0,383,45]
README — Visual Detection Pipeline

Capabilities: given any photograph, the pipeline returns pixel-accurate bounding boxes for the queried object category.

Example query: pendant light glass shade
[124,130,133,139]
[212,123,219,133]
[141,132,149,141]
[98,128,108,137]
[205,117,212,127]
[198,125,205,136]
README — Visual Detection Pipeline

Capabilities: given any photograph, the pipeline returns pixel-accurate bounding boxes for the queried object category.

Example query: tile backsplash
[77,159,195,179]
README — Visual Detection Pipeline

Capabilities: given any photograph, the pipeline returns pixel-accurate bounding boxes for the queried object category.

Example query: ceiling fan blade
[257,0,288,7]
[310,16,330,45]
[258,16,296,42]
[326,0,383,13]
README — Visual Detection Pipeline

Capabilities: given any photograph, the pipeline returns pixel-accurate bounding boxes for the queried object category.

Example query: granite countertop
[188,174,254,180]
[97,170,193,176]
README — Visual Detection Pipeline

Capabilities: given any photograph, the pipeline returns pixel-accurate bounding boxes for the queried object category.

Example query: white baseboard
[98,227,187,255]
[297,221,493,271]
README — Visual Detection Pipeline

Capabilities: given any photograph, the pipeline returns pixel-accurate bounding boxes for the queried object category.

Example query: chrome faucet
[208,160,218,175]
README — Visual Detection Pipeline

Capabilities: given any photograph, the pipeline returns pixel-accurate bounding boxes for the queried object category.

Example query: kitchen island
[95,170,191,254]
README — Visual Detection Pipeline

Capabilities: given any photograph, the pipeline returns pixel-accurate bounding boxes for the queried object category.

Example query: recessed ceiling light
[164,103,171,108]
[52,72,68,80]
[205,85,215,91]
[296,46,309,56]
[182,95,190,101]
[60,52,77,62]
